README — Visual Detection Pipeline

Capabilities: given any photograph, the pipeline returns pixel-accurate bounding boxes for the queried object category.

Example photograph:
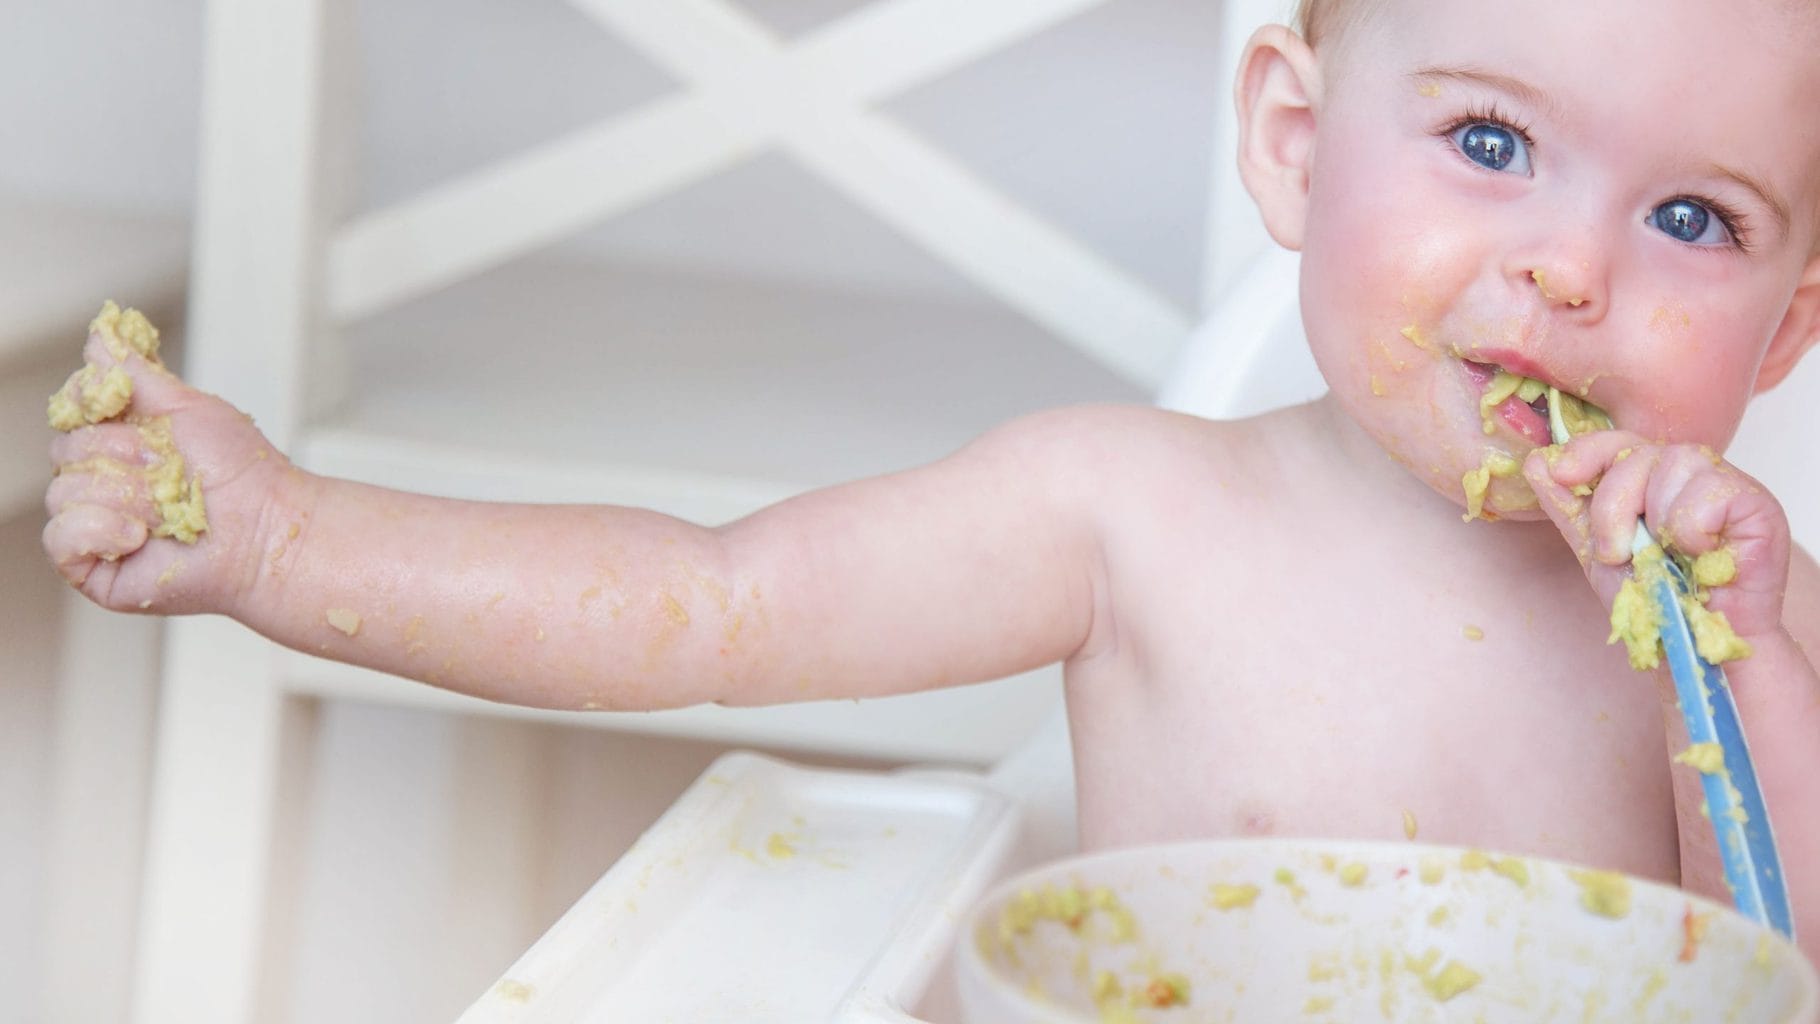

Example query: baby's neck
[1294,395,1568,564]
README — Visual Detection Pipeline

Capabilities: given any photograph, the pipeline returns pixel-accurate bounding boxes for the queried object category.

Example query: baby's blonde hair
[1292,0,1383,48]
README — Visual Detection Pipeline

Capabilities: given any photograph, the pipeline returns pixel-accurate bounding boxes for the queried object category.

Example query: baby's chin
[1413,461,1548,523]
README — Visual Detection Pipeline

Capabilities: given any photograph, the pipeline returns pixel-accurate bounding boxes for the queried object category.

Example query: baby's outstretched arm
[1526,434,1820,958]
[44,323,1108,712]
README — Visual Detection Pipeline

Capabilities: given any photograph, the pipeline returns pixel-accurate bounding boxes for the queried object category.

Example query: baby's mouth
[1462,360,1556,446]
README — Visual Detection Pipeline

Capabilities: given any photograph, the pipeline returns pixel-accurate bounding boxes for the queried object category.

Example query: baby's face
[1295,0,1820,519]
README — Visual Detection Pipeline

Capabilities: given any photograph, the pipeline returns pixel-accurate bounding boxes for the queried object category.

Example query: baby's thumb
[78,306,188,418]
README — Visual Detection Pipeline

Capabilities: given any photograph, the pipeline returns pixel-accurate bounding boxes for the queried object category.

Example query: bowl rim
[955,836,1817,1023]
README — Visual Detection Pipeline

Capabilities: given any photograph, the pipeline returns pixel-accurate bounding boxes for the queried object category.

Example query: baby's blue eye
[1651,199,1730,246]
[1451,122,1531,175]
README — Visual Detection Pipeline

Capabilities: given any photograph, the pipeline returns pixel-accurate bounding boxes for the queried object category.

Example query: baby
[42,0,1820,960]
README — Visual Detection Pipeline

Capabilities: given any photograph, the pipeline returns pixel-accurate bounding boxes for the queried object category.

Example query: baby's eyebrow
[1408,65,1565,123]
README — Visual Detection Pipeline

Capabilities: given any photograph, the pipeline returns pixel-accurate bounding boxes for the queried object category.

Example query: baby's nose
[1507,243,1606,320]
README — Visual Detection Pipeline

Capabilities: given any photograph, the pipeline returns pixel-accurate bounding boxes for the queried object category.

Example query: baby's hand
[42,313,296,616]
[1523,431,1791,644]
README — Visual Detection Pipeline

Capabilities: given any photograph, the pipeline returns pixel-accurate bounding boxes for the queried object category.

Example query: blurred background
[4,1,1815,1022]
[1,1,1229,1021]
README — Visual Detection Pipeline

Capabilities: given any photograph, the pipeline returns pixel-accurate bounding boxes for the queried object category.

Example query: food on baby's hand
[140,418,209,543]
[47,304,209,544]
[47,364,133,430]
[1607,543,1751,669]
[1691,548,1738,587]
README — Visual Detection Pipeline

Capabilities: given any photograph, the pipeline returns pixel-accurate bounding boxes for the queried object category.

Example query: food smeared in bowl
[958,840,1816,1024]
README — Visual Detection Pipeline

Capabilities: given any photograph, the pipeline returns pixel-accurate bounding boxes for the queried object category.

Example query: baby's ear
[1235,24,1322,251]
[1755,254,1820,394]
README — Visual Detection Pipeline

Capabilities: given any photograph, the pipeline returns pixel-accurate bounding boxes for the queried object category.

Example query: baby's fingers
[1523,449,1624,600]
[43,503,151,587]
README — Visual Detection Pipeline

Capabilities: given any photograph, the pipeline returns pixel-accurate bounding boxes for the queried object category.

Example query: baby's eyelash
[1435,101,1536,149]
[1677,194,1753,253]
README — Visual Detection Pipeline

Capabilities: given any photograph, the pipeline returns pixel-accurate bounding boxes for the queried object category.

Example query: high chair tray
[456,751,1020,1023]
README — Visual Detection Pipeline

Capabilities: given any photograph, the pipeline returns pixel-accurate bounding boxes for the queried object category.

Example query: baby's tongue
[1476,370,1553,446]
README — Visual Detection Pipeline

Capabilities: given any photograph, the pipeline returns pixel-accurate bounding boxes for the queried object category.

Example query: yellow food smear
[1490,857,1530,887]
[1422,961,1482,1001]
[1459,849,1490,871]
[1402,808,1418,839]
[1461,450,1522,522]
[91,299,163,361]
[1551,388,1612,437]
[765,832,797,859]
[1570,869,1632,919]
[1304,995,1336,1012]
[1274,866,1308,901]
[1608,544,1752,669]
[1477,371,1524,435]
[1461,625,1484,641]
[140,418,209,544]
[326,608,362,637]
[1692,548,1738,587]
[1608,546,1668,670]
[47,364,133,430]
[1418,856,1446,885]
[1209,883,1260,910]
[47,302,164,431]
[1683,598,1753,664]
[1091,969,1121,1004]
[1673,742,1725,775]
[1337,862,1368,887]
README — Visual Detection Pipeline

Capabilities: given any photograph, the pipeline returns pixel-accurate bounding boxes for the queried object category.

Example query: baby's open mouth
[1461,360,1613,448]
[1463,360,1555,446]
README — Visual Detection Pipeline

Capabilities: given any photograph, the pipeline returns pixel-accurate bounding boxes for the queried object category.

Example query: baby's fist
[42,304,294,616]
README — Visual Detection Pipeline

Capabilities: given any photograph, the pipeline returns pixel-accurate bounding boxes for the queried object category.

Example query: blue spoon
[1549,388,1793,938]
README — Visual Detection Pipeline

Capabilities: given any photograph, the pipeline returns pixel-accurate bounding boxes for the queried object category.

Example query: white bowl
[956,838,1816,1023]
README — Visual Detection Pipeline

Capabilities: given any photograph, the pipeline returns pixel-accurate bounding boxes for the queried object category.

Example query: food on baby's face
[1460,450,1521,521]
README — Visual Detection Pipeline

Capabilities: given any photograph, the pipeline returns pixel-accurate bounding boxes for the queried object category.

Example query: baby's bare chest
[1066,524,1680,883]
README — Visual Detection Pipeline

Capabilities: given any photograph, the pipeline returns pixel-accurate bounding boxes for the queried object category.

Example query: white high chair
[135,0,1312,1020]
